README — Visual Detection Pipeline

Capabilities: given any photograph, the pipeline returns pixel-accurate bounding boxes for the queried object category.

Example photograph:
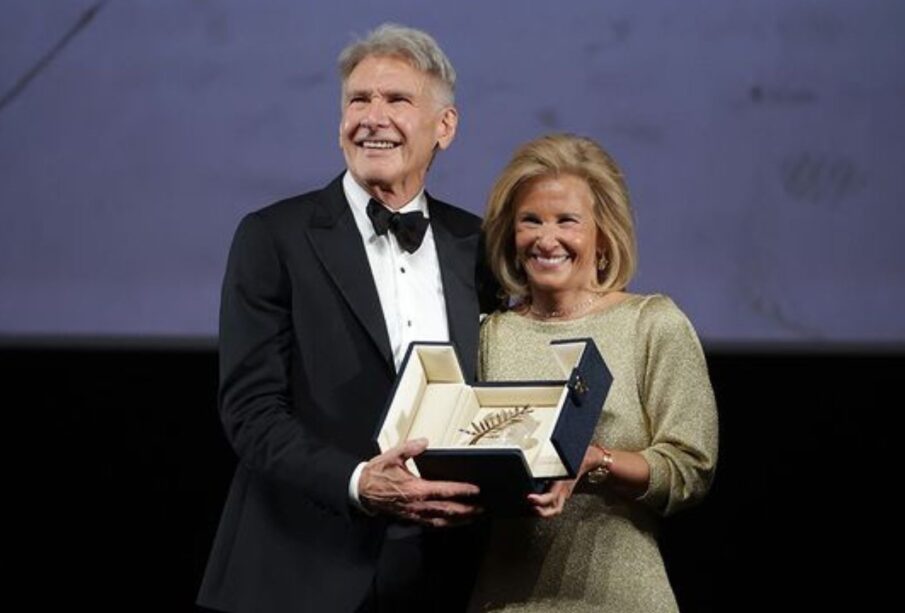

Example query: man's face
[340,55,457,207]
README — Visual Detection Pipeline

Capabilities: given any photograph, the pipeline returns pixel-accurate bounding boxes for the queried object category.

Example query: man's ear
[435,106,458,151]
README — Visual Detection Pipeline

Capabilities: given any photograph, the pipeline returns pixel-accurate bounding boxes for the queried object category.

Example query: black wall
[6,345,897,611]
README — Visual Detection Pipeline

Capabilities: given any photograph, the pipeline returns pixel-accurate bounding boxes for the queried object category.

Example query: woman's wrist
[586,443,614,484]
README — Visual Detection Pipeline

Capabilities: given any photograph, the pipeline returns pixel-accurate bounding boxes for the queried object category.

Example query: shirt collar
[343,171,428,215]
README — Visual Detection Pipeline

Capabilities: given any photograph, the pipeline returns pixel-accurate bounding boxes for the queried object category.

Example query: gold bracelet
[586,444,614,484]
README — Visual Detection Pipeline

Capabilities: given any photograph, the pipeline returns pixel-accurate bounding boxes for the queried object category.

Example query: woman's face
[513,174,602,297]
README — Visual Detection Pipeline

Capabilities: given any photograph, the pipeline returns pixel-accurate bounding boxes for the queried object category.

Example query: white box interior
[378,343,587,479]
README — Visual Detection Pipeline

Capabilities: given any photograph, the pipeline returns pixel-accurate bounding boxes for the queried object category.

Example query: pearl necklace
[528,293,601,320]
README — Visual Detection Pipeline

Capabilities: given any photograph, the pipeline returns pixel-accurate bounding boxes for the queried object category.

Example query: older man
[198,24,495,613]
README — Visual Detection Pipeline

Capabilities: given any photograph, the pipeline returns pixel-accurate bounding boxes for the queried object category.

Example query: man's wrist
[348,461,375,514]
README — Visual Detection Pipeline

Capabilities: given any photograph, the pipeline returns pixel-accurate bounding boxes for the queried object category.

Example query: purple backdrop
[1,0,903,343]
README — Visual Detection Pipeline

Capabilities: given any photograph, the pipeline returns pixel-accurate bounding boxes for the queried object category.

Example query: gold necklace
[528,293,601,320]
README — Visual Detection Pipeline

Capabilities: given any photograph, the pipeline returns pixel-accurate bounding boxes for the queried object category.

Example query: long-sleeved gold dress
[469,294,718,613]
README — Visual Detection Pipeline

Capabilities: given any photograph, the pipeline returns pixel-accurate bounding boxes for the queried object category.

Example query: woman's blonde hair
[483,133,637,301]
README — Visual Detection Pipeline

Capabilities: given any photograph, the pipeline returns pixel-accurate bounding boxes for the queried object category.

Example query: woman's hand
[527,445,605,518]
[527,478,577,518]
[527,444,652,518]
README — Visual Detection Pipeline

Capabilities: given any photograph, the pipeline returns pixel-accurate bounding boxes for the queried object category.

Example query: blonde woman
[471,134,718,612]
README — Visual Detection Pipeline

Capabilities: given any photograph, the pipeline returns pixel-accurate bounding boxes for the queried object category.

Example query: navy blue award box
[374,339,612,513]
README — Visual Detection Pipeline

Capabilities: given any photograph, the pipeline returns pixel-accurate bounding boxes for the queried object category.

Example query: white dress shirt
[342,172,450,508]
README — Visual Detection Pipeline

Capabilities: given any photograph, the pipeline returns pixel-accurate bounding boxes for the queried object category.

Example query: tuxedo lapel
[430,197,480,382]
[306,177,394,372]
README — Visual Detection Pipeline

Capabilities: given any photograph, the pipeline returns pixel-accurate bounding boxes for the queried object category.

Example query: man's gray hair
[338,23,456,105]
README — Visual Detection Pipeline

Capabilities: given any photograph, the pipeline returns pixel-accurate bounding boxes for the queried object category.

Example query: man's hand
[359,438,482,527]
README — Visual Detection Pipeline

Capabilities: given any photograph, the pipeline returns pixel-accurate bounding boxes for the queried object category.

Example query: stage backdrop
[1,0,903,343]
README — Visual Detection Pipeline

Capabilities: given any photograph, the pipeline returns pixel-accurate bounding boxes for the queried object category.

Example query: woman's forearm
[586,445,650,499]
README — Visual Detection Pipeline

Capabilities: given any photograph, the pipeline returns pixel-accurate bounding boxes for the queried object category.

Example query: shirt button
[400,267,406,273]
[407,320,412,327]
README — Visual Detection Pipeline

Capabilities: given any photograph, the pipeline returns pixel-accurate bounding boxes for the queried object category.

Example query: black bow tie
[366,199,430,254]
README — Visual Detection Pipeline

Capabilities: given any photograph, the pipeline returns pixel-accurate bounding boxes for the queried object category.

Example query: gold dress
[470,294,718,613]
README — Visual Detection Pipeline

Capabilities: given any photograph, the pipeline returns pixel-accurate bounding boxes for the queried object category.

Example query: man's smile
[357,138,401,150]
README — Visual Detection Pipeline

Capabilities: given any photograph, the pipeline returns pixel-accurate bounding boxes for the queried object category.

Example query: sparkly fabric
[469,294,719,613]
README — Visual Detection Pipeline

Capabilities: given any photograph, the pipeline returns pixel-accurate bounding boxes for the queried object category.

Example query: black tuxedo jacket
[198,176,496,612]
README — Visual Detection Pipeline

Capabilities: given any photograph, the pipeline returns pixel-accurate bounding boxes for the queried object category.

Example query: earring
[597,253,608,271]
